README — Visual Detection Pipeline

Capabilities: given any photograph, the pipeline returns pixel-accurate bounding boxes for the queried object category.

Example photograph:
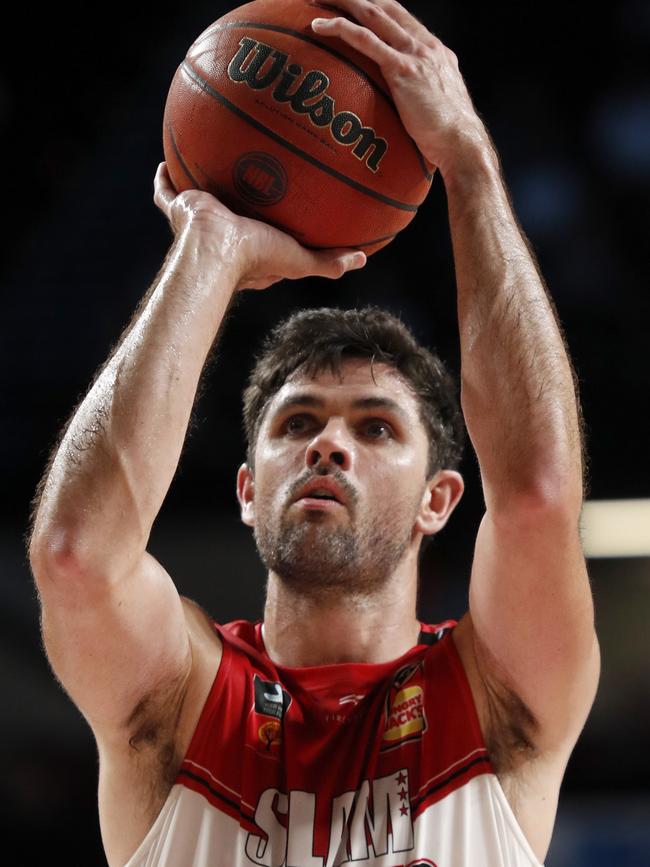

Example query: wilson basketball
[162,0,435,255]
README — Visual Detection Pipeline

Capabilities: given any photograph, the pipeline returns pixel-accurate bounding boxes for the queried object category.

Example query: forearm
[30,224,239,580]
[441,131,585,514]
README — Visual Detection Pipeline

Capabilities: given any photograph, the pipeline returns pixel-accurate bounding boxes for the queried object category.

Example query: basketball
[162,0,436,255]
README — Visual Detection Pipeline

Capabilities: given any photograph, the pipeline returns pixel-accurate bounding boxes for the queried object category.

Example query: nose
[305,418,353,471]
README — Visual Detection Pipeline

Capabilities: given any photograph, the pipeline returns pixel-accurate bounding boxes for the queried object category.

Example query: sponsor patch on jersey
[253,674,292,720]
[381,662,427,749]
[258,719,282,750]
[393,662,419,689]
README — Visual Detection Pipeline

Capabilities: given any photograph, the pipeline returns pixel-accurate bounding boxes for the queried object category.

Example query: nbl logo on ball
[233,152,288,206]
[227,36,388,172]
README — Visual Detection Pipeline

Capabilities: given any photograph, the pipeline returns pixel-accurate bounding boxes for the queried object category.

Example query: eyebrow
[272,392,410,424]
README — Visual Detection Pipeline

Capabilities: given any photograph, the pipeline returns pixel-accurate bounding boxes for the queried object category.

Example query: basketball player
[28,1,600,865]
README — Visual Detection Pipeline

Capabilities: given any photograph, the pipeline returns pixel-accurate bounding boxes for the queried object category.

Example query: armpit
[127,663,189,750]
[471,631,541,774]
[123,669,191,806]
[482,675,541,775]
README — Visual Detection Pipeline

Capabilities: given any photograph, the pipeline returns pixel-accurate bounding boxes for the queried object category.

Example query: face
[238,358,441,601]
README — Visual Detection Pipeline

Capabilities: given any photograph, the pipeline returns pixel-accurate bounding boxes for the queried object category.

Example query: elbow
[488,467,584,521]
[29,525,96,588]
[488,484,584,530]
[29,531,78,584]
[527,480,585,520]
[29,518,144,595]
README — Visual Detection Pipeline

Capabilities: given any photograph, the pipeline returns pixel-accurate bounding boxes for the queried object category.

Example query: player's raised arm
[313,0,599,769]
[27,162,366,743]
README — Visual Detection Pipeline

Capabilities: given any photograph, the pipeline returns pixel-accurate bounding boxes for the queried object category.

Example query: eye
[363,419,393,439]
[284,414,313,435]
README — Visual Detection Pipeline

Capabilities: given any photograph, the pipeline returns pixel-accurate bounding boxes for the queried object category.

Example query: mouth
[297,495,345,511]
[293,481,349,510]
[301,490,340,502]
[298,492,343,512]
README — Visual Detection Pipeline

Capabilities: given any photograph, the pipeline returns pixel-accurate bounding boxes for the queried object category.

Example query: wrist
[174,218,246,287]
[436,123,501,193]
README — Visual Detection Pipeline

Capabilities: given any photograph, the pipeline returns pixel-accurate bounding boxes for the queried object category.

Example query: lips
[295,478,348,507]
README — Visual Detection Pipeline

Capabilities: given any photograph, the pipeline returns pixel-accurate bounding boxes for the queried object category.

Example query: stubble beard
[253,497,418,602]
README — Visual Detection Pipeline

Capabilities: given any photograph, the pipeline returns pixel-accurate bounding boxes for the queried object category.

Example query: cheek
[255,478,286,515]
[364,457,425,515]
[369,447,425,486]
[257,434,303,472]
[254,458,297,513]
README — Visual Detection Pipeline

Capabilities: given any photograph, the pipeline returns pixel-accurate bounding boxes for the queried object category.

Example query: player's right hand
[153,162,367,290]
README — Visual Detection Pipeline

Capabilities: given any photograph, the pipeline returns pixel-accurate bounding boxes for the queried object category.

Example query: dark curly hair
[242,306,466,480]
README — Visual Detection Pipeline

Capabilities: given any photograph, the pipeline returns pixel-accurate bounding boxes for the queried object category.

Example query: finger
[315,0,436,48]
[238,276,283,292]
[313,1,411,53]
[311,15,404,68]
[293,248,367,281]
[240,248,365,291]
[153,162,176,214]
[370,0,439,45]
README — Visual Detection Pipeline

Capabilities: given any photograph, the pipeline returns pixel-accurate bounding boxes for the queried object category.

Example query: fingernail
[348,252,367,270]
[311,17,329,27]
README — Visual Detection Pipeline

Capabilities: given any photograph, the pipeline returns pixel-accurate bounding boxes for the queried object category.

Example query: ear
[414,470,465,537]
[236,462,255,527]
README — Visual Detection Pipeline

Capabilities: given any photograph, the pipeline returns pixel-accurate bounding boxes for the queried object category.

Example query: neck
[262,558,421,667]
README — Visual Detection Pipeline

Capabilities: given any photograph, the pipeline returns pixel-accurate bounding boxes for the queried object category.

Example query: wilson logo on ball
[227,37,388,172]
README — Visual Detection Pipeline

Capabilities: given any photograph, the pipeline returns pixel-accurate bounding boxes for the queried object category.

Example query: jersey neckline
[253,619,450,675]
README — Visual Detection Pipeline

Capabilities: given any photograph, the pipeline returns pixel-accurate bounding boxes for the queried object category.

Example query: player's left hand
[311,0,490,176]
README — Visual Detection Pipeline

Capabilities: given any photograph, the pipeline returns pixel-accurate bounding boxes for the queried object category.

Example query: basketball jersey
[125,619,544,867]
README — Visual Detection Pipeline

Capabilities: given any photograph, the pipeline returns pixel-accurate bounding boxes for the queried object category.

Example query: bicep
[36,550,192,741]
[468,506,600,753]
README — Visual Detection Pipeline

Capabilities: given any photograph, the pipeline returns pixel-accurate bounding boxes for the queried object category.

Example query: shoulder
[180,595,222,647]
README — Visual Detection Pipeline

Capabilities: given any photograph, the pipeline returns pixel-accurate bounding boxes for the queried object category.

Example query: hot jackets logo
[227,36,388,172]
[382,663,427,749]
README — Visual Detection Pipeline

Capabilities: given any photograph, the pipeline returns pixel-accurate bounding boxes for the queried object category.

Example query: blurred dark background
[1,0,649,864]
